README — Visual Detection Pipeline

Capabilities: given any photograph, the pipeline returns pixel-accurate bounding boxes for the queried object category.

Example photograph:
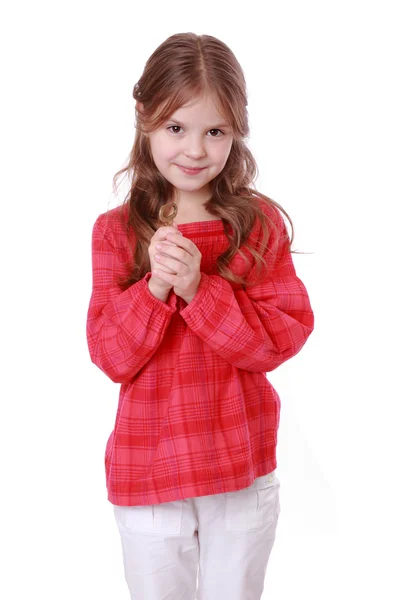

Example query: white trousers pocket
[225,472,280,532]
[114,501,183,535]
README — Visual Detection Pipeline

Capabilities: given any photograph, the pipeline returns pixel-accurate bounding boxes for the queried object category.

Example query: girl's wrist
[148,277,170,303]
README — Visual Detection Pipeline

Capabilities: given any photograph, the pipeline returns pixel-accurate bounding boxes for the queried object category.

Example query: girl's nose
[184,135,206,159]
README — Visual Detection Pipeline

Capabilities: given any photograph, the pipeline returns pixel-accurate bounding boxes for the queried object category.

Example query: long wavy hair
[113,32,294,289]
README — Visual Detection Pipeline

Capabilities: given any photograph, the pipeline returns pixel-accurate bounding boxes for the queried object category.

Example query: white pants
[114,471,280,600]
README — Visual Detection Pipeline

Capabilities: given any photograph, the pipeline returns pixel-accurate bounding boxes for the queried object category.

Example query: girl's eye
[167,125,182,134]
[167,126,224,136]
[208,129,223,137]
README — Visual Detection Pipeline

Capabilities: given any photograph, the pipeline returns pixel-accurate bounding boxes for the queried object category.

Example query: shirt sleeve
[180,208,314,373]
[86,214,177,383]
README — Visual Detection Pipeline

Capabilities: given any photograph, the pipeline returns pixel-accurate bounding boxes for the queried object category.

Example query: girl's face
[148,94,234,205]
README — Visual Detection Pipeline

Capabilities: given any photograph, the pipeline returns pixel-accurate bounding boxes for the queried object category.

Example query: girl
[87,33,314,600]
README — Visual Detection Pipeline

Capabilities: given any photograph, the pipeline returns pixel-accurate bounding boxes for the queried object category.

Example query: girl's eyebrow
[168,118,230,129]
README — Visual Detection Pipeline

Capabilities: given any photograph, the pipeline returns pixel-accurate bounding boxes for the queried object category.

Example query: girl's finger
[165,232,197,255]
[153,269,179,286]
[156,240,176,248]
[153,262,176,274]
[155,243,189,264]
[155,226,182,239]
[154,254,186,274]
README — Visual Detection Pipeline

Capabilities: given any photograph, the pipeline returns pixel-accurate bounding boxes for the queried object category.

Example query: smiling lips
[176,164,206,175]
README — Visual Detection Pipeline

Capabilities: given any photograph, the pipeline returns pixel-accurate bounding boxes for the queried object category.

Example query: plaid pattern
[86,203,314,506]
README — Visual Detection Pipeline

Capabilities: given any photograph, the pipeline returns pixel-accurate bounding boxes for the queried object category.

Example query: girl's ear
[136,101,144,113]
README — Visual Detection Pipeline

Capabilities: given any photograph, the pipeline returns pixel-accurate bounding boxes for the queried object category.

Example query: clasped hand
[148,225,202,304]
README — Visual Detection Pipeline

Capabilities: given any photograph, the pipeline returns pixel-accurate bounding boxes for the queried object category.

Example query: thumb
[172,220,183,234]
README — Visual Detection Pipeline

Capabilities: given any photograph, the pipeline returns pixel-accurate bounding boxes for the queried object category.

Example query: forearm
[180,273,314,372]
[87,276,177,382]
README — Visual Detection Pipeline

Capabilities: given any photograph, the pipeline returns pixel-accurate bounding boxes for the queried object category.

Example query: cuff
[180,273,227,328]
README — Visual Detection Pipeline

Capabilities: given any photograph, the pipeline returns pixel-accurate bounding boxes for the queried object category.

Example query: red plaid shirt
[86,202,314,506]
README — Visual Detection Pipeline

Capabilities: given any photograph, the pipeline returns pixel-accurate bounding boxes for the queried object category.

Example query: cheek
[150,135,177,164]
[212,140,233,167]
[163,143,179,161]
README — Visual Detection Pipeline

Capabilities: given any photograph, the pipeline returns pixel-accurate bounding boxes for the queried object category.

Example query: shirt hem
[107,458,278,506]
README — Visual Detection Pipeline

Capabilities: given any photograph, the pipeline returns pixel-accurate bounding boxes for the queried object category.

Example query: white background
[1,1,399,598]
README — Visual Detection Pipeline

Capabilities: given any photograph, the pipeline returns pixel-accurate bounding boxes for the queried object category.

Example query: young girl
[87,32,314,600]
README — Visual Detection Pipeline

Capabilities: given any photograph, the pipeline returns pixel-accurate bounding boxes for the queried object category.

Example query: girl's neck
[172,187,220,225]
[173,203,220,225]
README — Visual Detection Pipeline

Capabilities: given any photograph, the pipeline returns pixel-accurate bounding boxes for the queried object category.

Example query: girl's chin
[168,179,210,192]
[173,187,206,195]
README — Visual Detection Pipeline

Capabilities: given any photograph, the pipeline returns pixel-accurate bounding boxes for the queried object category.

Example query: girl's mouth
[176,165,206,175]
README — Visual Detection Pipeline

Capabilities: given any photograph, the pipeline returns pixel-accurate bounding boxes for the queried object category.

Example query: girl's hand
[153,232,202,304]
[148,224,183,302]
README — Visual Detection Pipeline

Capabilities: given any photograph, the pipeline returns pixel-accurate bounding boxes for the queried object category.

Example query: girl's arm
[180,210,314,373]
[86,215,177,383]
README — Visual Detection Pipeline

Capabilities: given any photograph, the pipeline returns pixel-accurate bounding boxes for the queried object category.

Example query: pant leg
[196,472,280,600]
[114,499,199,600]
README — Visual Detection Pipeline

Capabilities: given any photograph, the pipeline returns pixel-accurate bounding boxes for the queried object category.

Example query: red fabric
[86,202,314,506]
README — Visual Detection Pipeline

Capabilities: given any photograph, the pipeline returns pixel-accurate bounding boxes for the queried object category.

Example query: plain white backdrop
[1,1,399,598]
